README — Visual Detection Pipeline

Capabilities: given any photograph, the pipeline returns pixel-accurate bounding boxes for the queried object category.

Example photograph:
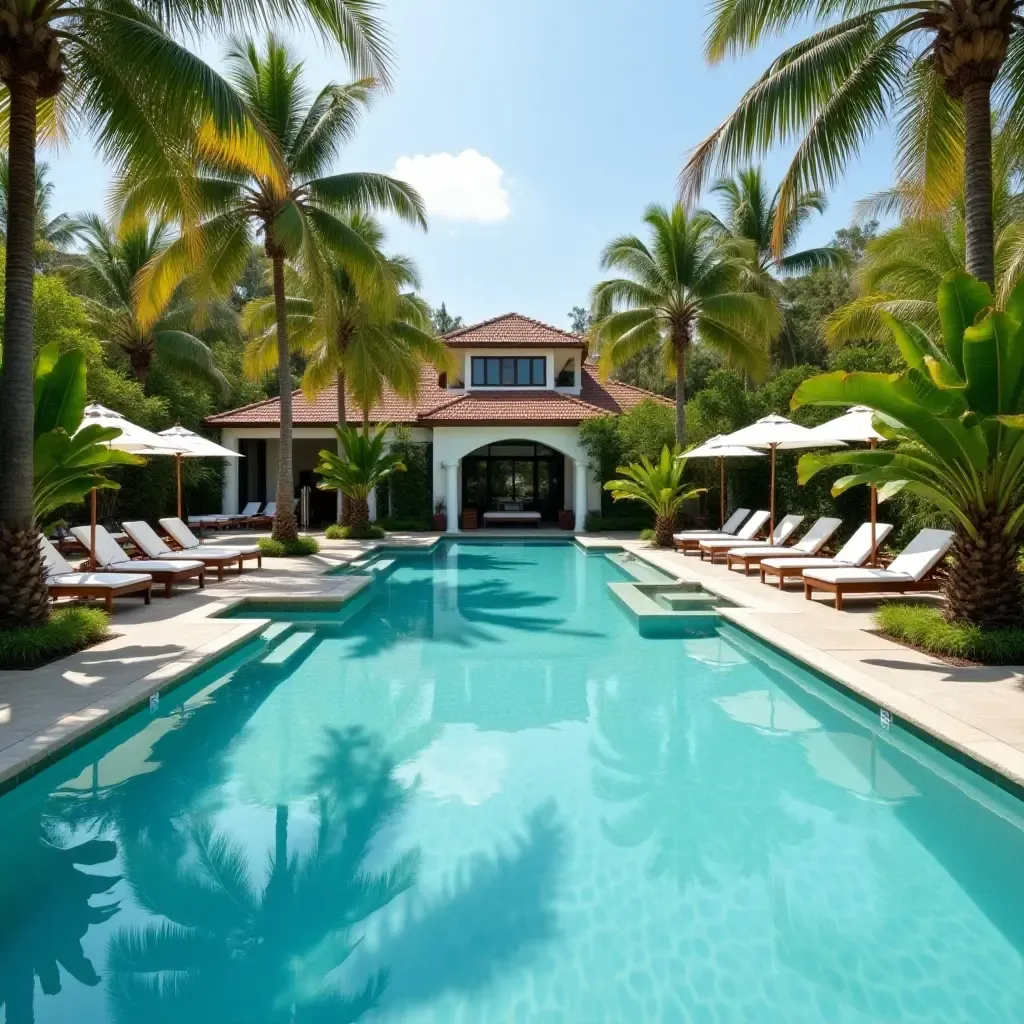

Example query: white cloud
[391,149,510,223]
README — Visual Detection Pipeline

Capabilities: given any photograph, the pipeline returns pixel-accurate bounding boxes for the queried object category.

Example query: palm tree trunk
[962,78,996,288]
[336,368,346,524]
[270,255,298,542]
[0,78,49,629]
[361,406,369,430]
[945,510,1023,628]
[654,514,674,548]
[674,333,687,445]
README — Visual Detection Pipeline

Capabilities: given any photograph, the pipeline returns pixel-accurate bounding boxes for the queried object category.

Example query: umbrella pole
[89,487,97,570]
[769,444,777,544]
[720,458,725,528]
[176,453,183,520]
[869,438,877,567]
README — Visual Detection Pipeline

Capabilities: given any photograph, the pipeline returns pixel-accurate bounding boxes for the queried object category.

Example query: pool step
[654,592,722,612]
[262,629,316,666]
[260,622,293,643]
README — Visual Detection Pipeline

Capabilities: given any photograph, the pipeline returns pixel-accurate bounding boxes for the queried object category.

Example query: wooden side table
[461,509,478,530]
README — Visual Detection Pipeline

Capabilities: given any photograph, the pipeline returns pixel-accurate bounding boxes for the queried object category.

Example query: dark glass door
[461,446,563,521]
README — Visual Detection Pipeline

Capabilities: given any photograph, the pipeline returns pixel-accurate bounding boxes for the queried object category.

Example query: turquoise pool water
[1,540,1023,1022]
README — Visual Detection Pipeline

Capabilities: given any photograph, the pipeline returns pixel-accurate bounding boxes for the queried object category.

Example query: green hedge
[258,536,321,557]
[376,517,432,532]
[0,607,110,670]
[875,604,1024,665]
[387,429,432,520]
[584,513,654,532]
[325,523,385,540]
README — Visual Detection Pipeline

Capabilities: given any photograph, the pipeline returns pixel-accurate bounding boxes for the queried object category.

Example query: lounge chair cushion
[761,556,853,572]
[832,522,894,566]
[110,557,205,573]
[69,525,204,573]
[50,572,152,588]
[804,528,954,585]
[803,567,915,585]
[675,509,749,538]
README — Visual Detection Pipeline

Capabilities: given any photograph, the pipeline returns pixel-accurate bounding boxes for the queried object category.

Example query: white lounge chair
[122,521,252,580]
[673,508,749,544]
[802,528,955,610]
[725,517,842,574]
[759,522,894,588]
[70,525,205,597]
[675,510,767,553]
[160,517,262,567]
[699,513,803,563]
[39,535,152,612]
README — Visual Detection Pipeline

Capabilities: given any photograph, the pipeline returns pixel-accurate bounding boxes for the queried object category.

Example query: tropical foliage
[69,214,230,394]
[131,34,426,544]
[0,0,394,628]
[604,446,705,547]
[590,203,780,442]
[684,0,1024,289]
[315,424,407,527]
[794,271,1024,628]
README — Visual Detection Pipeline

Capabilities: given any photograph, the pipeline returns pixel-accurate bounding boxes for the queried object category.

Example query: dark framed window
[470,356,547,387]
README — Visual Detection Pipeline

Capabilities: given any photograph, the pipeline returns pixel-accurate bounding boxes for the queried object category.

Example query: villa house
[205,313,671,531]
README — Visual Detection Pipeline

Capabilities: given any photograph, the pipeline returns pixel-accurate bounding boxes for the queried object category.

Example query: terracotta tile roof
[443,312,584,348]
[204,321,670,429]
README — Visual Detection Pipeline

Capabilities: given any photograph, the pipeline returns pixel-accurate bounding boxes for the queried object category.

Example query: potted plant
[432,498,447,532]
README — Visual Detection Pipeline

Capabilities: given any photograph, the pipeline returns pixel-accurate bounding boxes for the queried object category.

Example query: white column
[443,461,459,533]
[574,459,589,532]
[221,434,239,514]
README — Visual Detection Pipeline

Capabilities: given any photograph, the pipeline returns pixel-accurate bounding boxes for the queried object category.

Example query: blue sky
[45,0,897,329]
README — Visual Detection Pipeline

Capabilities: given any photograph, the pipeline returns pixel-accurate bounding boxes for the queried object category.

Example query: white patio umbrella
[807,406,888,566]
[683,435,764,528]
[76,404,183,567]
[158,424,243,520]
[717,414,844,542]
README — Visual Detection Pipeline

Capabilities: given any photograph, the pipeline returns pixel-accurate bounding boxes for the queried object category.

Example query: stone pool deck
[1,530,1023,795]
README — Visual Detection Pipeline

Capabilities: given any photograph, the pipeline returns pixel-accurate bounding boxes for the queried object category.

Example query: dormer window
[555,357,576,387]
[471,356,546,387]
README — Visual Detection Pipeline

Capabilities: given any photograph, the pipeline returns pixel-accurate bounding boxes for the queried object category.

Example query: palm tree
[683,0,1024,290]
[315,424,407,528]
[134,35,426,543]
[590,203,779,443]
[826,136,1024,345]
[0,159,78,268]
[0,0,392,630]
[794,271,1024,627]
[709,167,848,276]
[68,214,230,394]
[603,446,705,547]
[708,167,849,364]
[241,214,451,522]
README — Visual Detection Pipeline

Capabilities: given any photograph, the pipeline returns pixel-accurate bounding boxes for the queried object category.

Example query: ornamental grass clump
[604,446,705,547]
[0,606,110,669]
[876,603,1024,664]
[794,271,1024,629]
[258,536,320,558]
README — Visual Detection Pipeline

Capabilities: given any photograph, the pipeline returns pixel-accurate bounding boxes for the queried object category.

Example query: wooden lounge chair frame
[159,517,263,570]
[803,571,943,610]
[49,577,152,612]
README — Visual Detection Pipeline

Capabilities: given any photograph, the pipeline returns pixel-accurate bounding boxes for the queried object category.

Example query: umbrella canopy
[683,435,764,527]
[717,415,844,541]
[805,406,887,443]
[159,425,244,519]
[76,404,182,566]
[158,424,243,459]
[808,407,889,564]
[78,404,183,454]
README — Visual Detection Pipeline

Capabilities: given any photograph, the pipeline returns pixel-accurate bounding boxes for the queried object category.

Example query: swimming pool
[1,540,1022,1022]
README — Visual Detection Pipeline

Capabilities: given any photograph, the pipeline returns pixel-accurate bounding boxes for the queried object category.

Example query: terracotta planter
[558,509,574,530]
[432,513,447,531]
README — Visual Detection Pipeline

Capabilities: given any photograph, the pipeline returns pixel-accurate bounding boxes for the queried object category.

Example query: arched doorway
[461,440,565,523]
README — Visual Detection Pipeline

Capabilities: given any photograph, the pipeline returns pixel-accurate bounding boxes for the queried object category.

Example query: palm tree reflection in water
[107,726,419,1023]
[0,818,120,1024]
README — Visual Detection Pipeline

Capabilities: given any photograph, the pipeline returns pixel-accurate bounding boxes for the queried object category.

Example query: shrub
[387,428,432,520]
[376,517,431,532]
[639,528,656,542]
[0,606,110,670]
[584,513,654,532]
[324,523,385,540]
[258,536,321,557]
[875,604,1024,665]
